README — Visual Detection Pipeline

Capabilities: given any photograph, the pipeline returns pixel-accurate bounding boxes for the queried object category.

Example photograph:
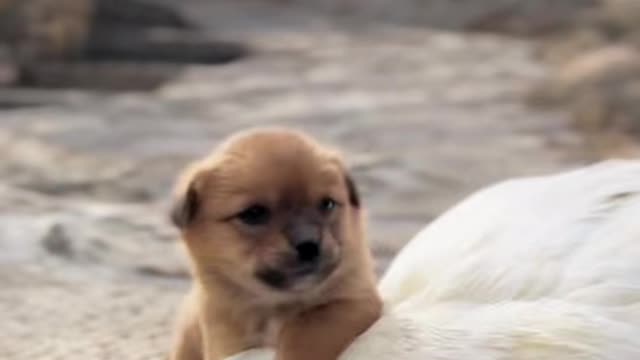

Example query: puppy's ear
[329,152,361,208]
[170,167,207,229]
[344,173,360,208]
[170,184,200,228]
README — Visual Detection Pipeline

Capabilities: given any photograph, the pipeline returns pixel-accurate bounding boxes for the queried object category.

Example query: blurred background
[1,0,639,358]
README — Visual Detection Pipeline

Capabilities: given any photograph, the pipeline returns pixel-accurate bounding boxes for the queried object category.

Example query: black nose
[295,241,320,263]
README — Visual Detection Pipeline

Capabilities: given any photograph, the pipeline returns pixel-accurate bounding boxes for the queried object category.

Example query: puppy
[169,128,382,360]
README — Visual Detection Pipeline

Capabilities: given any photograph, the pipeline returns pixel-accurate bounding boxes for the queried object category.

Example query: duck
[227,160,640,360]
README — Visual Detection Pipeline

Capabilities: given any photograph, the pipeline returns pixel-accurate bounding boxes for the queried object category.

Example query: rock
[20,61,184,90]
[42,223,74,258]
[533,0,640,64]
[461,0,597,35]
[530,45,640,156]
[93,0,191,29]
[555,46,640,97]
[530,45,640,103]
[0,0,242,90]
[524,0,640,156]
[0,0,94,62]
[571,79,640,134]
[536,27,609,65]
[602,0,640,32]
[261,0,597,35]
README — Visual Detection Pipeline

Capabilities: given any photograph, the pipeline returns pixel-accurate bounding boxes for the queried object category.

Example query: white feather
[227,160,640,360]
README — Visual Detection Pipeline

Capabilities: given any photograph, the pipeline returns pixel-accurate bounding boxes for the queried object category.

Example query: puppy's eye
[318,197,337,214]
[237,204,270,226]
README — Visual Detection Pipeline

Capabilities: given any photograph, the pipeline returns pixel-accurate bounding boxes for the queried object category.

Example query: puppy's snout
[295,240,320,263]
[285,218,322,263]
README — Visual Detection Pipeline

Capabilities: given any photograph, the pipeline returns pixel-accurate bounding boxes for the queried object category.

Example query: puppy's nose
[295,240,320,263]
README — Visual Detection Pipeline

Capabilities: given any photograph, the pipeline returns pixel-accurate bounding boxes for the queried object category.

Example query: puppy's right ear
[170,168,206,229]
[170,184,200,229]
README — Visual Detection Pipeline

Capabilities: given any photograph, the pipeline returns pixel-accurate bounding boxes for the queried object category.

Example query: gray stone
[42,223,74,258]
[0,0,94,62]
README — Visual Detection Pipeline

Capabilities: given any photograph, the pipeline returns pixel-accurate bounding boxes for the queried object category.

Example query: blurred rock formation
[530,0,640,155]
[0,0,247,90]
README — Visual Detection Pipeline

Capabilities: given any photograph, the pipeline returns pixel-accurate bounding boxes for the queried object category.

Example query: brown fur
[169,128,382,360]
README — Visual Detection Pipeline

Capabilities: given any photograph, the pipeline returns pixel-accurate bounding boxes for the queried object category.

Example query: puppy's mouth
[255,258,338,291]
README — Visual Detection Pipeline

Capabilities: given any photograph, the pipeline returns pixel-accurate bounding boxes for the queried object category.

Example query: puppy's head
[171,128,363,297]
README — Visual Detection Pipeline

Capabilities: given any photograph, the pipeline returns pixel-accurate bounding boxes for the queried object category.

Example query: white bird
[228,160,640,360]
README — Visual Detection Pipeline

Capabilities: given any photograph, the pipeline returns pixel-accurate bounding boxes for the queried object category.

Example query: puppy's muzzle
[255,217,337,290]
[285,218,322,265]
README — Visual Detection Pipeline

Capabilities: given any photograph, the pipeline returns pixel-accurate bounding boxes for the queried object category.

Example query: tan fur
[169,128,382,360]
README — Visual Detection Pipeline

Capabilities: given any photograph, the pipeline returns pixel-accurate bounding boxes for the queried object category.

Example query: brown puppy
[169,128,382,360]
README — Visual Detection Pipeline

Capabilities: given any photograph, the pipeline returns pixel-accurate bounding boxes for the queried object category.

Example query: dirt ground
[0,1,596,359]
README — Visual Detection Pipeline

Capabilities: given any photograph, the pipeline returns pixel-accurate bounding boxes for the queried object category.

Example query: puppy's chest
[249,315,284,347]
[249,303,309,347]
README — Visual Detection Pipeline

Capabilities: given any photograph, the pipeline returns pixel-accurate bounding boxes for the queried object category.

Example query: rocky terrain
[530,0,640,156]
[1,0,633,359]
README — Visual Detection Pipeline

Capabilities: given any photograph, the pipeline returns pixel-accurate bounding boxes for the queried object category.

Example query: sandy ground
[0,2,591,358]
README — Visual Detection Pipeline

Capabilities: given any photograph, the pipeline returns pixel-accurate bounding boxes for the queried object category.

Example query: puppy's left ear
[329,152,361,208]
[344,172,360,208]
